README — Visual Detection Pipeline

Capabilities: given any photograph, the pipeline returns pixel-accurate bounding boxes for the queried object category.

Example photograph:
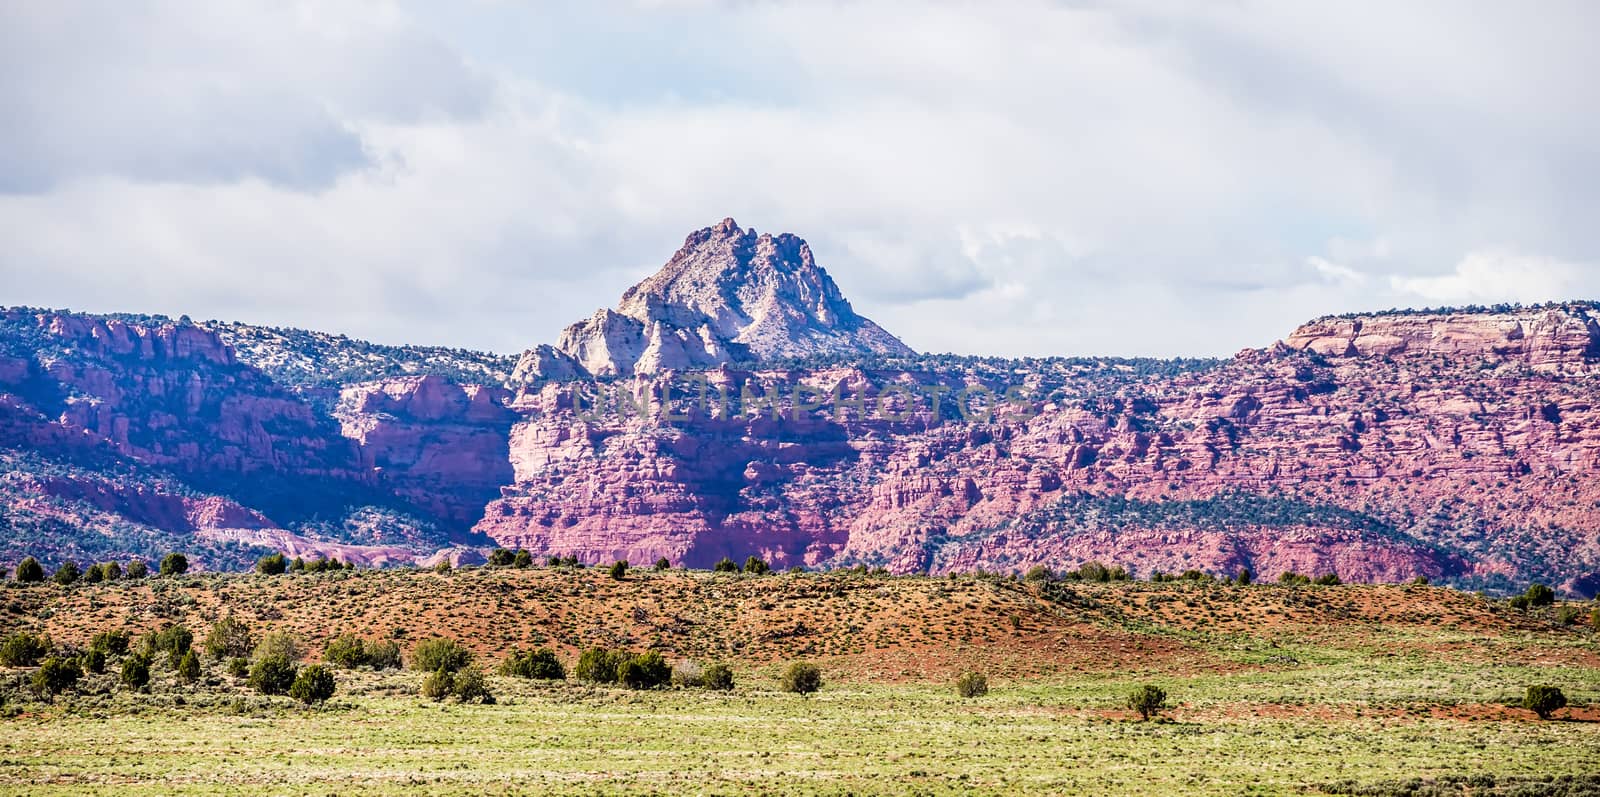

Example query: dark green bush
[1279,572,1312,586]
[91,629,130,656]
[365,640,403,670]
[451,665,493,703]
[146,624,194,668]
[653,557,671,571]
[1313,574,1342,586]
[1525,583,1556,607]
[15,557,44,583]
[1126,684,1168,720]
[1023,565,1054,583]
[609,560,629,580]
[120,654,151,690]
[421,667,454,701]
[744,556,770,575]
[1524,685,1567,719]
[176,649,201,683]
[574,648,629,684]
[0,631,49,667]
[52,561,81,585]
[713,557,738,573]
[79,648,106,675]
[512,549,533,568]
[488,548,515,567]
[158,553,188,576]
[410,638,471,673]
[289,664,336,704]
[701,663,735,691]
[618,651,670,690]
[956,671,989,698]
[780,662,822,696]
[33,657,81,698]
[204,616,254,661]
[256,553,287,575]
[1237,568,1253,585]
[1082,561,1112,582]
[323,633,369,668]
[249,655,297,695]
[227,657,250,678]
[252,631,302,663]
[499,648,564,680]
[124,559,148,579]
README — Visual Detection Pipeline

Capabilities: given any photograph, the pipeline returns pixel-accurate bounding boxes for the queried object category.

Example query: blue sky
[2,1,1597,357]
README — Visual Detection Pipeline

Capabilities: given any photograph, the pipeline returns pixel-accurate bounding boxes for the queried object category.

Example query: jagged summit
[543,218,914,377]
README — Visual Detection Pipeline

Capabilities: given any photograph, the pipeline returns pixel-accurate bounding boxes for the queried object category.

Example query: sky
[2,1,1597,358]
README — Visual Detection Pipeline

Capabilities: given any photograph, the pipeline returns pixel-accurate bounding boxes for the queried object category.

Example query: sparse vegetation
[0,565,1587,793]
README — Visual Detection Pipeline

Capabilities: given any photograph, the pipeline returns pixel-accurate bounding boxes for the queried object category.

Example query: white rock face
[510,344,584,383]
[553,218,914,376]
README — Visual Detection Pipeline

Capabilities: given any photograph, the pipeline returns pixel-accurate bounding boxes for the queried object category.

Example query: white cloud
[1389,251,1587,305]
[1308,257,1367,286]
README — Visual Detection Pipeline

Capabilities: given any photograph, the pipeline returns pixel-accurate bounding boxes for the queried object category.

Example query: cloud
[0,1,491,193]
[1,1,1598,357]
[1389,251,1587,305]
[1308,257,1367,286]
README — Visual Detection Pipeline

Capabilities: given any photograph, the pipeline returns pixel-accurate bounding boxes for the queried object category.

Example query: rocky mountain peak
[548,218,914,377]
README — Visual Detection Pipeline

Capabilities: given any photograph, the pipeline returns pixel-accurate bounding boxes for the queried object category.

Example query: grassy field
[1,569,1597,795]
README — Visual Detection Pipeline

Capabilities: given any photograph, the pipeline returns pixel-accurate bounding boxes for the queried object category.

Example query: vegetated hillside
[14,567,1590,683]
[210,320,517,390]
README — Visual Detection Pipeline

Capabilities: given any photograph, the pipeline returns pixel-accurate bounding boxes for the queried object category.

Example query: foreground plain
[0,568,1597,794]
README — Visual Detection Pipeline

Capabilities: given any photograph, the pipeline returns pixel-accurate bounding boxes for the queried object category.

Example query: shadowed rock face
[552,218,914,376]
